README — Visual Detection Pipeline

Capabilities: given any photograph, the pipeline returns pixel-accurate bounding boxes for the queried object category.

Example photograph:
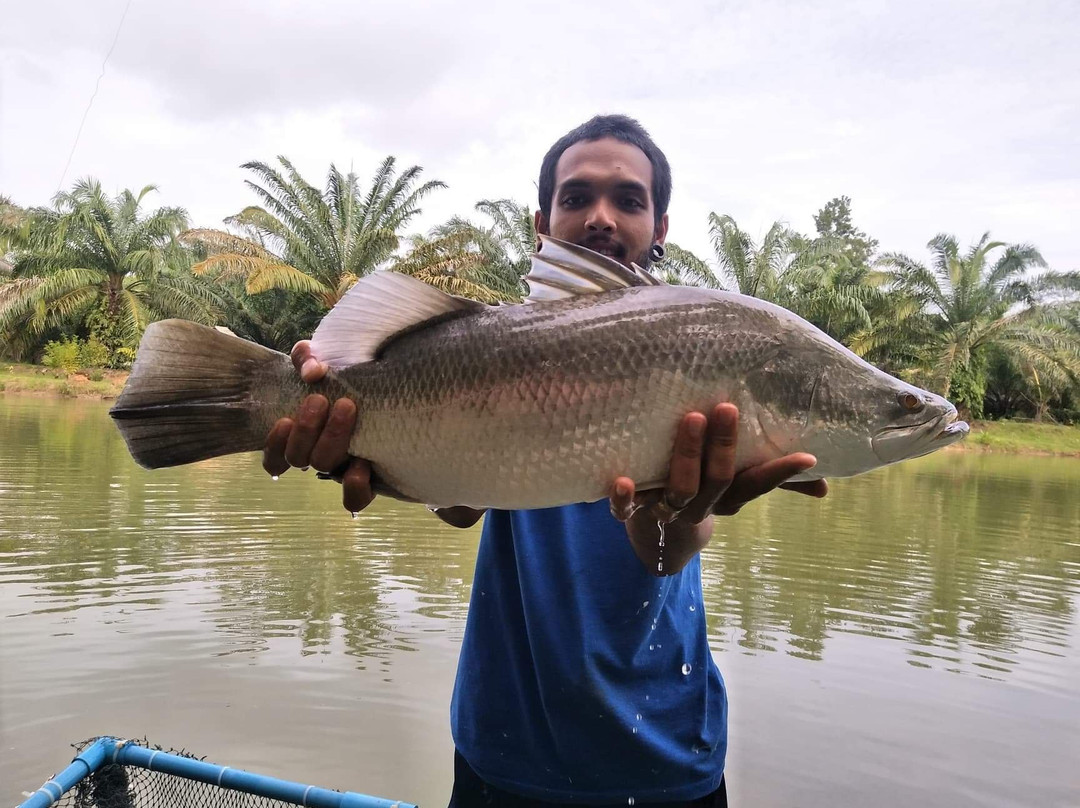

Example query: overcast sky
[2,0,1077,269]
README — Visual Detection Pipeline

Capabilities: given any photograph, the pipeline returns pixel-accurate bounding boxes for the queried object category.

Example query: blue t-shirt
[450,501,727,803]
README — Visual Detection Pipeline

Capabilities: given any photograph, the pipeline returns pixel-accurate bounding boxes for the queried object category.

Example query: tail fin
[109,320,289,469]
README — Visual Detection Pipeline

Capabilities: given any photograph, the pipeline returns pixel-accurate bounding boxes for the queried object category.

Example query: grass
[0,363,128,399]
[959,419,1080,456]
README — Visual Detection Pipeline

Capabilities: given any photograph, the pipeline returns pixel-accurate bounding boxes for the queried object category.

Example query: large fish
[110,237,968,509]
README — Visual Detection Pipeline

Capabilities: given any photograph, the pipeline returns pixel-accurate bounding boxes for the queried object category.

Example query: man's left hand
[609,404,828,575]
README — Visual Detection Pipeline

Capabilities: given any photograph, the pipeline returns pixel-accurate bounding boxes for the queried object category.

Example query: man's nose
[585,200,616,232]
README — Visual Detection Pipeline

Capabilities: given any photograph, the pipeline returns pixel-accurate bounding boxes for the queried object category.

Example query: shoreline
[2,364,1077,457]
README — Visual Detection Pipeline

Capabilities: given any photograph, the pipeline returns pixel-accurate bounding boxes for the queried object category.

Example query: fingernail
[615,481,630,497]
[688,419,705,439]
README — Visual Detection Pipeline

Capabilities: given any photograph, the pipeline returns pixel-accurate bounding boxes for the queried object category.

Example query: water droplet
[689,605,696,612]
[681,663,692,675]
[649,644,655,650]
[636,713,642,721]
[657,643,662,649]
[628,799,635,806]
[271,475,279,481]
[645,695,650,701]
[657,560,664,572]
[351,512,358,519]
[632,727,638,734]
[642,601,649,609]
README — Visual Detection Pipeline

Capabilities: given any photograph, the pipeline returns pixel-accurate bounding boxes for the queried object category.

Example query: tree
[1,195,26,278]
[182,156,445,313]
[812,196,878,271]
[390,199,535,303]
[0,180,221,361]
[876,233,1080,418]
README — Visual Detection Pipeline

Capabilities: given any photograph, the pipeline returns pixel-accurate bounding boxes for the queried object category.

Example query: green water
[1,395,1078,806]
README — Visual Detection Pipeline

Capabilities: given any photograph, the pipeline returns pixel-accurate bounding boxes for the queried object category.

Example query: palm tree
[1,195,25,277]
[660,213,874,340]
[654,243,724,288]
[390,198,535,302]
[875,233,1080,417]
[0,180,221,361]
[182,156,445,311]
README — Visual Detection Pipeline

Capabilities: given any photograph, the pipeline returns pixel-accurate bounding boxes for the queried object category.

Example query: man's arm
[610,404,828,576]
[262,341,486,527]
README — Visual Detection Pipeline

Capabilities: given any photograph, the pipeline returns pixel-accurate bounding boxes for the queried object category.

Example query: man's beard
[632,247,653,271]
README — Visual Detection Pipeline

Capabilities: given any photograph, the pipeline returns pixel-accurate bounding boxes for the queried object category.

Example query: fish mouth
[872,409,970,463]
[912,410,970,457]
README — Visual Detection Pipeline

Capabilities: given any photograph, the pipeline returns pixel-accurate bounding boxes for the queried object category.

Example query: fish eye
[898,392,923,412]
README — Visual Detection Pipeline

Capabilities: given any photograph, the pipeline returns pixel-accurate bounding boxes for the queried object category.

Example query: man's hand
[262,340,375,513]
[262,341,486,526]
[609,404,828,575]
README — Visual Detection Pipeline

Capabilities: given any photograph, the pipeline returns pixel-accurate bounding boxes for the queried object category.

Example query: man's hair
[538,114,672,226]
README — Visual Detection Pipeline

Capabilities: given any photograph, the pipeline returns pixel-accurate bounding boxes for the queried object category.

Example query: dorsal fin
[524,235,666,303]
[310,272,486,368]
[630,262,667,287]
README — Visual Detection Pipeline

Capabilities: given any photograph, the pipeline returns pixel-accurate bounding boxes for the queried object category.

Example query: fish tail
[109,320,291,469]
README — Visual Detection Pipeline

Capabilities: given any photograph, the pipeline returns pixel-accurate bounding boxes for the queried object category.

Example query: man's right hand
[262,340,376,513]
[262,340,486,527]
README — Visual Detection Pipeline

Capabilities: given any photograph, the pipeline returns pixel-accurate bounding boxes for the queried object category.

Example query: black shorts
[448,750,728,808]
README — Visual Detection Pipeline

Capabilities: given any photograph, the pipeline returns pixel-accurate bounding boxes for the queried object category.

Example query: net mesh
[51,739,302,808]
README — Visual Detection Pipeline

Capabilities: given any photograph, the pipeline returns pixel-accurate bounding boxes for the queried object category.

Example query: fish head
[795,355,969,477]
[868,384,970,465]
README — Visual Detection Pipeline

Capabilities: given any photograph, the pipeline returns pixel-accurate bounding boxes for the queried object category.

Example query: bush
[79,338,110,369]
[57,382,76,397]
[112,347,137,369]
[88,370,104,382]
[43,339,82,374]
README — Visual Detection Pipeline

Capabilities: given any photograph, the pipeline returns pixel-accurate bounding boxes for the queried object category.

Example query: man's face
[536,137,668,270]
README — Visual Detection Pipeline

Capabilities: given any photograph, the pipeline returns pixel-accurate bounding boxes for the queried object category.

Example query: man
[263,115,828,806]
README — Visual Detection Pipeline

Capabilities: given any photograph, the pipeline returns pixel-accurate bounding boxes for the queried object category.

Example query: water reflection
[2,396,1077,680]
[2,395,1079,806]
[700,451,1079,685]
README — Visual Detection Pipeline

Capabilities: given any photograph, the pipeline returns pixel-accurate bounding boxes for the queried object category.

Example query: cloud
[2,0,1078,270]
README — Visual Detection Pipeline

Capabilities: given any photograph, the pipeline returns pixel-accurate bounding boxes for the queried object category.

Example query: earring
[650,243,666,262]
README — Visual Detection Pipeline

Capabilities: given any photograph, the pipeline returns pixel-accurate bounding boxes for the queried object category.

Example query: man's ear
[654,212,669,246]
[534,210,549,251]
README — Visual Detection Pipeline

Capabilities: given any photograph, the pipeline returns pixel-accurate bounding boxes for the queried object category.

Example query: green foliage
[392,199,534,302]
[948,359,987,420]
[43,339,82,373]
[79,338,111,369]
[113,347,137,369]
[42,336,114,372]
[813,196,878,270]
[876,233,1080,412]
[183,156,445,313]
[0,179,222,360]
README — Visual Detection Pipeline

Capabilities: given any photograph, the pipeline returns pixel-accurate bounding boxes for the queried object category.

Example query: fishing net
[53,739,297,808]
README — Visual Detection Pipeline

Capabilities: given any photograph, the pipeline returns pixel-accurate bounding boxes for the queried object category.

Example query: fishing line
[55,0,135,194]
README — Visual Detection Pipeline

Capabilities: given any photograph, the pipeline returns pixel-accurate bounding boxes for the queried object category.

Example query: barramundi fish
[109,236,968,509]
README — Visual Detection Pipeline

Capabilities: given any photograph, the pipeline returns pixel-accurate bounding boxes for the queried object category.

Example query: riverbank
[0,363,128,399]
[959,418,1080,457]
[2,362,1078,457]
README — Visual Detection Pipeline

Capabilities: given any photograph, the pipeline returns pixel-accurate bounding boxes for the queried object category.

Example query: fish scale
[110,237,968,510]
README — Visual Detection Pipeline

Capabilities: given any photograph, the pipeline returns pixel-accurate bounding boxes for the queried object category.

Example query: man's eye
[622,198,645,209]
[561,196,585,207]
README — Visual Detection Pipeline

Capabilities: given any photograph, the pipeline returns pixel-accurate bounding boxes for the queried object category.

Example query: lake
[2,395,1078,806]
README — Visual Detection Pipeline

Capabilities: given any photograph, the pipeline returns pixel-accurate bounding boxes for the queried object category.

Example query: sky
[2,0,1078,270]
